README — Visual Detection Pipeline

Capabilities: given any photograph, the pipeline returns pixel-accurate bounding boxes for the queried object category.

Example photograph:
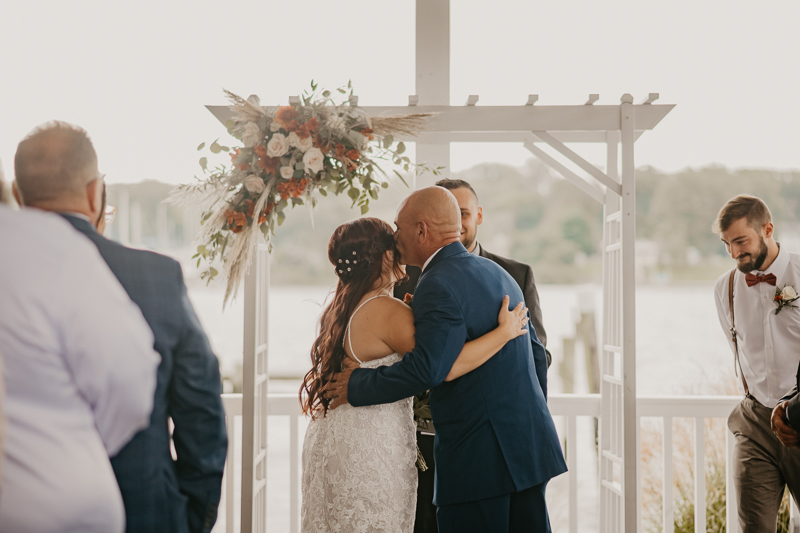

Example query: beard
[461,229,478,252]
[737,236,769,273]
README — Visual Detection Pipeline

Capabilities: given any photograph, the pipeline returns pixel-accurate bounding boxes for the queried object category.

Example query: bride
[300,217,529,532]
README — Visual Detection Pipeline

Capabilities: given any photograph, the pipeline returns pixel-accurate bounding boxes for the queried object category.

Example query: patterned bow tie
[745,272,777,287]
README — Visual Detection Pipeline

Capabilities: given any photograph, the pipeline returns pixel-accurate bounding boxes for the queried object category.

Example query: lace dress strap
[344,294,390,364]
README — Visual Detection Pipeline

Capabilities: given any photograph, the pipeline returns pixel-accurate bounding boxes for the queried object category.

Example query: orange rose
[345,149,360,161]
[239,163,251,171]
[224,209,235,226]
[335,143,346,158]
[254,145,267,157]
[306,116,319,132]
[275,106,297,127]
[233,211,247,228]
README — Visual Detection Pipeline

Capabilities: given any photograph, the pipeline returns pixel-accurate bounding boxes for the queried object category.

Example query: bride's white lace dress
[301,296,417,532]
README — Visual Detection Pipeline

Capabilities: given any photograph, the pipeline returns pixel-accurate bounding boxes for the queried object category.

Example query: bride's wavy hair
[300,217,405,419]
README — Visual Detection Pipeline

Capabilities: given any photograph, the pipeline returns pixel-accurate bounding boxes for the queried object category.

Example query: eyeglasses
[104,205,117,224]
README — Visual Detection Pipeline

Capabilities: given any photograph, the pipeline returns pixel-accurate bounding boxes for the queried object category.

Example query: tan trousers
[728,395,800,532]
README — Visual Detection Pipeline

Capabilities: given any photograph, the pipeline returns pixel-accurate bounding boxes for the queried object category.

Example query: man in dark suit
[326,186,566,533]
[13,121,228,533]
[393,178,550,533]
[772,365,800,448]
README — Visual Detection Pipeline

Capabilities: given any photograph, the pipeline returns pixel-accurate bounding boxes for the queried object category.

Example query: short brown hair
[14,121,98,204]
[712,195,772,234]
[435,178,479,203]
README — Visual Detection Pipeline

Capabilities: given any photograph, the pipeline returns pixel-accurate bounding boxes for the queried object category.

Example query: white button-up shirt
[0,207,159,533]
[715,246,800,408]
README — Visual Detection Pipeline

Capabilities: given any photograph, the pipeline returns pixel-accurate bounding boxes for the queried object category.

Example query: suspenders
[728,268,750,396]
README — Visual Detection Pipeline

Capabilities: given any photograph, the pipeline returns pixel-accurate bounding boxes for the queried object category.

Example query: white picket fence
[219,393,799,533]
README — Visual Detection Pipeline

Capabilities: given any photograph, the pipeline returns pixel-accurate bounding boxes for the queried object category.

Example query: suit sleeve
[521,265,551,368]
[349,280,467,407]
[169,264,228,533]
[787,388,800,430]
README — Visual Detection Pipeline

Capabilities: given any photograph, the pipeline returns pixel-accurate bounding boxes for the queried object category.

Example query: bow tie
[745,272,777,287]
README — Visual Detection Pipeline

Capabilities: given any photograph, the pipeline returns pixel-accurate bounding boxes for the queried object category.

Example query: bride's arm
[445,296,528,382]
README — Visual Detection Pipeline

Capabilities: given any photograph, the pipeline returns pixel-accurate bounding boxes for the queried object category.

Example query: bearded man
[713,195,800,532]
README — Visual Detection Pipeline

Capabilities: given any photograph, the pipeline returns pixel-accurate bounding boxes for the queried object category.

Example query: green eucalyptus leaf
[199,157,208,171]
[361,204,369,215]
[197,142,205,151]
[277,212,286,226]
[396,142,406,154]
[381,182,389,189]
[383,135,394,149]
[293,169,304,178]
[319,188,328,197]
[393,170,409,187]
[347,187,359,200]
[322,90,331,97]
[210,141,221,154]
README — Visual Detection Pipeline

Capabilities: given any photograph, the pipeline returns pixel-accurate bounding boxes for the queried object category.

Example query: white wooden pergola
[208,1,673,531]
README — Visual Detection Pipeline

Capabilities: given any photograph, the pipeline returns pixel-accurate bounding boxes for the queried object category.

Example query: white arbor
[209,1,673,531]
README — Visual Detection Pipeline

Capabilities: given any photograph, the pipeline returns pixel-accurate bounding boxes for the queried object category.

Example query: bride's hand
[498,295,529,341]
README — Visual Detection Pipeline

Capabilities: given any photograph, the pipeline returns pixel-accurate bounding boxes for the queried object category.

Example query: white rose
[297,135,313,152]
[783,286,797,299]
[269,121,281,132]
[242,122,262,147]
[302,147,325,175]
[266,133,289,157]
[243,175,265,194]
[280,166,294,180]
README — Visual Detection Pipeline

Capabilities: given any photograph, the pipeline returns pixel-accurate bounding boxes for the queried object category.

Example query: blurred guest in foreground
[13,121,228,533]
[0,205,159,532]
[0,160,10,205]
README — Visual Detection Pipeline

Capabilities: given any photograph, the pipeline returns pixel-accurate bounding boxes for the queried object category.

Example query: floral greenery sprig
[169,81,439,305]
[774,285,799,315]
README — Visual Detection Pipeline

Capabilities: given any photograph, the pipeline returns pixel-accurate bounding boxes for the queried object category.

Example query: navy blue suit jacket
[64,215,227,533]
[348,242,567,506]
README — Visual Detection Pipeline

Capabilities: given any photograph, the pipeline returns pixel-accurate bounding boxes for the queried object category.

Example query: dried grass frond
[370,113,437,138]
[224,89,266,124]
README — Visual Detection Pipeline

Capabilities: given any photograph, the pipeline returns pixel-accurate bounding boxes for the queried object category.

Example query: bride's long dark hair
[300,217,405,419]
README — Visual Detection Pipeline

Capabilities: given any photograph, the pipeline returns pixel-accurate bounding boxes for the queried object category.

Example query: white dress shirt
[715,246,800,408]
[0,207,159,533]
[421,247,445,273]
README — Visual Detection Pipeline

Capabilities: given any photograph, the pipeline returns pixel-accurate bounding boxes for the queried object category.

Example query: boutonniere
[774,285,800,315]
[403,293,413,307]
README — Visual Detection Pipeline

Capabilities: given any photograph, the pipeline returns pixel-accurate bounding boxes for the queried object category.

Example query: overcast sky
[1,0,798,185]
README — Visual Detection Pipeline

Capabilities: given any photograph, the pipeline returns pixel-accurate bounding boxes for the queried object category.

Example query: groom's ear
[416,221,428,243]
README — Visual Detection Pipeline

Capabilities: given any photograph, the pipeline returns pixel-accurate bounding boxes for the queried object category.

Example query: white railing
[220,392,790,533]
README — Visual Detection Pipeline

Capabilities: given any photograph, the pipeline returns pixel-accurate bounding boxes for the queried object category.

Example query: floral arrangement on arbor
[170,82,436,304]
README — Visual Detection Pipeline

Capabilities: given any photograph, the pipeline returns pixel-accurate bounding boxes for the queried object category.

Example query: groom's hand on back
[322,357,360,410]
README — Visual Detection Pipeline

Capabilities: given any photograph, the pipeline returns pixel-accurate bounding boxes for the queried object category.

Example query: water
[192,282,738,532]
[187,282,739,396]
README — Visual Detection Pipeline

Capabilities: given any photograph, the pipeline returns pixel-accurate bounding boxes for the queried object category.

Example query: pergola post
[620,94,638,533]
[240,244,270,532]
[414,0,450,186]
